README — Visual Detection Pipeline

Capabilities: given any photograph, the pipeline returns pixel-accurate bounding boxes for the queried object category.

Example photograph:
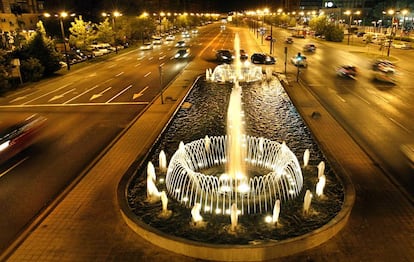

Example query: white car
[152,37,163,45]
[290,55,307,67]
[392,42,412,49]
[165,35,175,41]
[140,42,153,50]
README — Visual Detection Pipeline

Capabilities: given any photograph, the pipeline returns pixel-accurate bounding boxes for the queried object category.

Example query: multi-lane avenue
[0,21,413,253]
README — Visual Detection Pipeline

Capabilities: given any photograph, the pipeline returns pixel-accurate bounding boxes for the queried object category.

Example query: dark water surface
[127,77,344,245]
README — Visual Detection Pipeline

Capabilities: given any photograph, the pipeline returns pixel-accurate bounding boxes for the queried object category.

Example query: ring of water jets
[165,135,303,215]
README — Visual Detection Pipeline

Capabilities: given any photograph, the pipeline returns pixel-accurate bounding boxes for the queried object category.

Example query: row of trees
[0,13,214,91]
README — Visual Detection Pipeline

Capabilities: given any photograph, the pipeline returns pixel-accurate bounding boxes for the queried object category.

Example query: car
[392,42,412,49]
[0,114,47,165]
[372,59,395,73]
[174,48,191,59]
[152,36,163,45]
[250,53,276,64]
[240,49,248,60]
[356,32,366,37]
[191,29,199,34]
[140,42,153,50]
[175,40,187,48]
[336,65,357,78]
[285,37,293,44]
[265,35,273,41]
[182,31,191,38]
[290,55,307,67]
[216,49,234,63]
[165,35,175,41]
[303,44,316,52]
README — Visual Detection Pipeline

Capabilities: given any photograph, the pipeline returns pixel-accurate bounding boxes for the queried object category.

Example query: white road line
[63,85,99,104]
[134,63,141,67]
[108,64,116,68]
[159,55,166,60]
[0,157,28,178]
[144,72,152,78]
[115,72,124,77]
[0,102,149,108]
[23,83,73,105]
[103,78,114,84]
[48,88,76,102]
[389,117,411,134]
[106,84,133,103]
[336,94,346,103]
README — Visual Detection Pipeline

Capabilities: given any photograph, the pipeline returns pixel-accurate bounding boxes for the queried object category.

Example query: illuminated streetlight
[102,11,122,53]
[344,10,360,45]
[44,11,74,70]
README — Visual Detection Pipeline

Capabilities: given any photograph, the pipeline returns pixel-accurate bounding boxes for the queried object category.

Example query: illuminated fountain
[165,34,303,217]
[124,31,349,261]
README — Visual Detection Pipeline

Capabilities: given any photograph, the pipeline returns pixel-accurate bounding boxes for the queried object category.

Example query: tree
[309,15,329,37]
[13,32,61,77]
[95,18,113,44]
[20,57,44,82]
[324,24,344,42]
[69,16,96,49]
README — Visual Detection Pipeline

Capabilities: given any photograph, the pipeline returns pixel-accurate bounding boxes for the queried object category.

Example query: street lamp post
[345,10,360,45]
[387,9,396,57]
[58,12,70,71]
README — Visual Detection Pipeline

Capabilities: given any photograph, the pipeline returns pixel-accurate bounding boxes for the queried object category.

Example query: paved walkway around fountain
[2,26,413,262]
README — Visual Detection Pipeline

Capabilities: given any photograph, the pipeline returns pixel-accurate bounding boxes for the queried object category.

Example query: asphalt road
[0,22,412,254]
[266,28,414,198]
[0,23,221,252]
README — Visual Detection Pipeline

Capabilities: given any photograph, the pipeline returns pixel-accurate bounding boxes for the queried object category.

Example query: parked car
[336,65,357,78]
[250,53,276,64]
[140,42,153,50]
[303,44,316,52]
[392,42,412,49]
[174,48,191,59]
[290,55,307,67]
[216,49,234,63]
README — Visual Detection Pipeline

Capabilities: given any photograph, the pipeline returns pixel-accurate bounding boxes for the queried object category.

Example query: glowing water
[303,149,310,167]
[316,174,326,197]
[159,150,167,172]
[273,199,281,224]
[303,190,312,214]
[318,161,325,178]
[230,203,238,231]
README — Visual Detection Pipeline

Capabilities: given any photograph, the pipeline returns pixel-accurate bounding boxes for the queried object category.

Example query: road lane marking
[23,83,73,105]
[115,72,124,77]
[336,94,346,103]
[108,64,116,68]
[133,85,149,100]
[144,72,151,78]
[10,96,28,103]
[159,55,166,60]
[134,63,141,67]
[389,117,411,134]
[63,85,99,104]
[0,102,149,108]
[0,157,28,178]
[48,88,76,102]
[106,84,133,103]
[137,56,145,60]
[90,87,112,101]
[103,78,114,84]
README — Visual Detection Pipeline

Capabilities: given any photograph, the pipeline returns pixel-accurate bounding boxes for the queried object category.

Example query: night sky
[43,0,275,15]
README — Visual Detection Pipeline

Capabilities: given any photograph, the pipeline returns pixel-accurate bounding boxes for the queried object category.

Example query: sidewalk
[3,26,413,262]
